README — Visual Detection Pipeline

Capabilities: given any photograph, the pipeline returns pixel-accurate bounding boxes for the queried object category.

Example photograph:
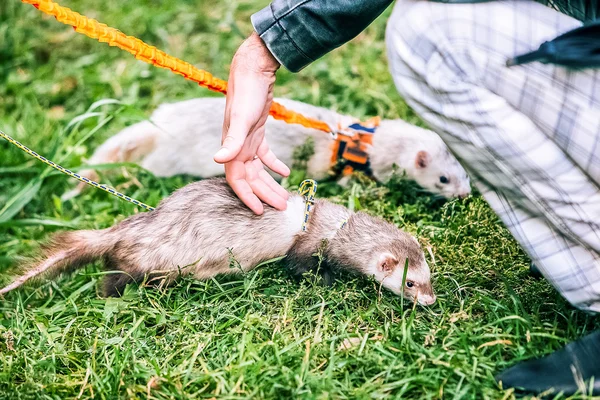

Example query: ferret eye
[406,281,414,288]
[439,176,449,184]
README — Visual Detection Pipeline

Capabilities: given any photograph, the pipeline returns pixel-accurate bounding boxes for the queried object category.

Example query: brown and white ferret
[62,97,471,201]
[2,178,436,306]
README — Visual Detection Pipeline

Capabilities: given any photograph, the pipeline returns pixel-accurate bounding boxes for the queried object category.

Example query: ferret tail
[0,229,114,296]
[61,120,160,201]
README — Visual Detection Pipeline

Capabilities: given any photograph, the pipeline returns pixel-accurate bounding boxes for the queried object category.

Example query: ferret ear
[377,253,399,274]
[415,150,431,169]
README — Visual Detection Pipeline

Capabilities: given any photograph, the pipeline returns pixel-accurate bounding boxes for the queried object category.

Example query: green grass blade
[0,178,43,223]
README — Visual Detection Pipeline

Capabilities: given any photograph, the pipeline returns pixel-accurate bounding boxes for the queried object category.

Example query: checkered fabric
[386,0,600,312]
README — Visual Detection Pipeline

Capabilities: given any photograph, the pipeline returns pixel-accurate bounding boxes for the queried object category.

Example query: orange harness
[330,117,381,178]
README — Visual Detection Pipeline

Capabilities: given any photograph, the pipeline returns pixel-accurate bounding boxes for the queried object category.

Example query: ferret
[62,97,471,201]
[1,178,436,306]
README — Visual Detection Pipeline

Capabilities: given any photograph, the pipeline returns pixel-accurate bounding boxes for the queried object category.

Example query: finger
[214,135,243,163]
[214,118,251,163]
[225,161,264,215]
[251,158,289,200]
[256,165,289,201]
[246,162,288,211]
[257,139,290,177]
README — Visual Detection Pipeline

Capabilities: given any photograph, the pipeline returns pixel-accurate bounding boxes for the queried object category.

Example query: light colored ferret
[1,178,436,306]
[63,97,471,201]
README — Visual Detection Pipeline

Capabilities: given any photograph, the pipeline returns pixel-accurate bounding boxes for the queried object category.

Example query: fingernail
[214,147,229,160]
[278,161,291,176]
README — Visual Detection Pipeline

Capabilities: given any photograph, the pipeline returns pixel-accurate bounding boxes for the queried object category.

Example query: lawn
[1,0,599,399]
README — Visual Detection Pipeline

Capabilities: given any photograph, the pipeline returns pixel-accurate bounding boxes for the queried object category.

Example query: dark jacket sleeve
[251,0,393,72]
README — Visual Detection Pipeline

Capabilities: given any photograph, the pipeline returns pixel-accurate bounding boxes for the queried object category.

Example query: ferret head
[369,235,436,306]
[331,213,436,306]
[412,148,471,199]
[371,120,471,199]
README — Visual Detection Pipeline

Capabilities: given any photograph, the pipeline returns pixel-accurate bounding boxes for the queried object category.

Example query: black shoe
[529,262,543,279]
[496,330,600,396]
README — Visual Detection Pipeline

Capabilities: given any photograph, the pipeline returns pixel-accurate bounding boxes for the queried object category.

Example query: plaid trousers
[386,0,600,312]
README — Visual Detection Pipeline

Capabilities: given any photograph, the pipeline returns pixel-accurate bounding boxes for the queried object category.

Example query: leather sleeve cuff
[251,5,314,72]
[251,0,393,72]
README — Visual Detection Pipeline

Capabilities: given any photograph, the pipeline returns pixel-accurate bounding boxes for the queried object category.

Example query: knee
[385,1,491,82]
[385,1,464,65]
[385,1,476,102]
[385,1,437,67]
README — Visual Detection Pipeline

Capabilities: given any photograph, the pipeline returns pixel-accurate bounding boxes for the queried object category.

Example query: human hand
[214,32,290,215]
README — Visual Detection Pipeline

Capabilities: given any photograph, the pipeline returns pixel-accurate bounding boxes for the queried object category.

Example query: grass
[0,0,599,398]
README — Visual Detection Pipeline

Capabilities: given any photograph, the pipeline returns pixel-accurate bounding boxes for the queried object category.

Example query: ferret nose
[418,294,436,306]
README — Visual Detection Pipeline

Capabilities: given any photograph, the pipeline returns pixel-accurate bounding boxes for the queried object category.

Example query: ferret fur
[62,97,470,201]
[4,178,436,305]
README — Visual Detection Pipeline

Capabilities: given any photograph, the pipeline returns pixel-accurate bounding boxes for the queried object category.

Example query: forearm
[251,0,393,72]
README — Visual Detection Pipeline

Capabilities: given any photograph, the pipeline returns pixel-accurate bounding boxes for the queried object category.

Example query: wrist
[246,31,281,73]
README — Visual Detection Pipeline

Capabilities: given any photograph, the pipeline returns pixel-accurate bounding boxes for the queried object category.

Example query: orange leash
[21,0,332,134]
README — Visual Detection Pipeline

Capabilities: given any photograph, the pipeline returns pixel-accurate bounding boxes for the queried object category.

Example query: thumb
[214,121,248,163]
